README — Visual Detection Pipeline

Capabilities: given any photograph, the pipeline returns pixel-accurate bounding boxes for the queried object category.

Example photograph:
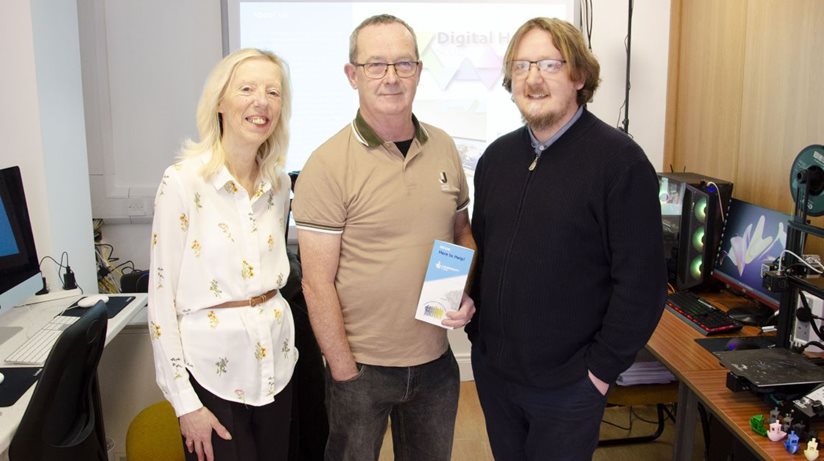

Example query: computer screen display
[712,198,790,308]
[0,166,40,311]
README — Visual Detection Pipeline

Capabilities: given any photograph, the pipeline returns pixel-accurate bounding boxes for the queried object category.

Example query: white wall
[588,0,670,168]
[1,3,49,261]
[1,0,97,296]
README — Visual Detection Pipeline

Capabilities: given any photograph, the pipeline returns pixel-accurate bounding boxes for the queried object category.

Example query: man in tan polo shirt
[292,13,476,461]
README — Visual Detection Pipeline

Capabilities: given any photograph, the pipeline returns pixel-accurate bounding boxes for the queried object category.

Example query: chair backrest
[9,301,109,461]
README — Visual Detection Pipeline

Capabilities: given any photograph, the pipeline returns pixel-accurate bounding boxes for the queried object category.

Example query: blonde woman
[149,48,297,461]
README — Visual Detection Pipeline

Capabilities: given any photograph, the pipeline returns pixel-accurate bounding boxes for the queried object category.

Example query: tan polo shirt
[292,112,469,366]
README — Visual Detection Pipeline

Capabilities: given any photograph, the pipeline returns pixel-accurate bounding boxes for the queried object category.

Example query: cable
[112,260,136,273]
[799,341,824,352]
[704,181,727,223]
[601,406,633,432]
[797,294,824,341]
[778,250,823,275]
[618,0,634,134]
[579,0,594,50]
[39,251,70,286]
[629,406,660,425]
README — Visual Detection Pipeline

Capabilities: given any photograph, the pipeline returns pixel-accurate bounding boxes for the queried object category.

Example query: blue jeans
[472,347,608,461]
[324,349,460,461]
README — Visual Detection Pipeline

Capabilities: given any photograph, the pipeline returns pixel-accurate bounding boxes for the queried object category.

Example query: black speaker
[120,270,149,293]
[658,172,733,291]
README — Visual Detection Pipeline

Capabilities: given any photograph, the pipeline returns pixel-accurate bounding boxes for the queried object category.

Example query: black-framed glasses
[353,61,420,79]
[510,59,566,77]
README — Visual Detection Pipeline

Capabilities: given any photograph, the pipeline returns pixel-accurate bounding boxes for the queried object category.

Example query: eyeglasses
[353,61,420,79]
[510,59,566,77]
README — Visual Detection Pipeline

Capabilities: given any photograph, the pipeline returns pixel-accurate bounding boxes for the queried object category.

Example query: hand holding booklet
[415,240,474,329]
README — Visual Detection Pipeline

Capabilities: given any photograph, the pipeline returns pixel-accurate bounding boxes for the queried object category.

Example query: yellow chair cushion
[126,401,185,461]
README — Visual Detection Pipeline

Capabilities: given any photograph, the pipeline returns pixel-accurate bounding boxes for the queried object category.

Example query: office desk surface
[648,292,769,374]
[647,291,811,460]
[0,293,147,456]
[684,369,806,460]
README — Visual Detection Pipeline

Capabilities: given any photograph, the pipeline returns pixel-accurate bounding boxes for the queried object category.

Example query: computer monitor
[712,198,790,311]
[0,166,41,313]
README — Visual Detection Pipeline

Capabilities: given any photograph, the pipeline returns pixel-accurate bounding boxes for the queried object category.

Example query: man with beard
[467,17,666,461]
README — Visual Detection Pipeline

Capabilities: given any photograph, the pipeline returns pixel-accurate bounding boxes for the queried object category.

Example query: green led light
[690,256,703,279]
[694,197,708,223]
[692,227,705,252]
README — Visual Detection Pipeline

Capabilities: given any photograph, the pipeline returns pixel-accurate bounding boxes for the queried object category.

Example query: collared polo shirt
[293,112,469,366]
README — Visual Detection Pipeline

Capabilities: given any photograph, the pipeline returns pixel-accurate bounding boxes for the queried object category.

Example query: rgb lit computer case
[658,172,733,291]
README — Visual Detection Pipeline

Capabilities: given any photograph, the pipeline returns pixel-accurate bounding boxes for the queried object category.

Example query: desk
[0,293,147,457]
[647,291,803,460]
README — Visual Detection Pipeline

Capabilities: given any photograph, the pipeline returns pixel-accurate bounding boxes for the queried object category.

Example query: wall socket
[126,198,146,216]
[793,292,824,352]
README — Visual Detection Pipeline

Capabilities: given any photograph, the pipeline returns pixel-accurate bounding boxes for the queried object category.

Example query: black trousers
[184,376,293,461]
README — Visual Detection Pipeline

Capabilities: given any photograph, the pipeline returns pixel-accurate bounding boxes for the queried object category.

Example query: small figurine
[770,407,781,424]
[805,438,820,461]
[749,414,767,437]
[768,421,787,442]
[783,412,794,433]
[785,431,800,454]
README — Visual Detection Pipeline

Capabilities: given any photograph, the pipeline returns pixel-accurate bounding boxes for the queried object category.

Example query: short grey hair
[349,14,419,63]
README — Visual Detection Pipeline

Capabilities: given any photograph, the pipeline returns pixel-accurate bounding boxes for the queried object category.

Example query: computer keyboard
[666,291,743,335]
[4,316,79,365]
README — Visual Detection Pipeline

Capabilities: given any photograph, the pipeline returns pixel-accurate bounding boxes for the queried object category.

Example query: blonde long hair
[180,48,292,189]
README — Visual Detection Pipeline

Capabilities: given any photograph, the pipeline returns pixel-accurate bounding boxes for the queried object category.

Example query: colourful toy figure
[785,431,800,454]
[805,438,820,461]
[768,421,787,442]
[769,407,781,424]
[749,414,768,437]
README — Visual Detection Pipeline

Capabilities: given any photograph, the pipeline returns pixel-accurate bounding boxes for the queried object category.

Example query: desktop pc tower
[658,172,734,291]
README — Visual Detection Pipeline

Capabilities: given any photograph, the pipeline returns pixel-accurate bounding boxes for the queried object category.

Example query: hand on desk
[179,407,232,461]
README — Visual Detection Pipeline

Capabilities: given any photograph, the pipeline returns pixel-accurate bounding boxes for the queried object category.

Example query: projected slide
[233,1,574,174]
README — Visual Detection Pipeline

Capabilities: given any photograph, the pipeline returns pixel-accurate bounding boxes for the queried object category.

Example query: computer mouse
[77,294,109,308]
[726,306,775,326]
[0,372,4,384]
[724,338,760,351]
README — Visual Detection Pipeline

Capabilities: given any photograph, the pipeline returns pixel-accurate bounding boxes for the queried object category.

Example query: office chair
[9,301,109,461]
[597,382,678,447]
[126,400,185,461]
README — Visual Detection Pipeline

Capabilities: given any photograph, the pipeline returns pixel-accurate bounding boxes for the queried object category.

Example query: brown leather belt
[211,288,279,309]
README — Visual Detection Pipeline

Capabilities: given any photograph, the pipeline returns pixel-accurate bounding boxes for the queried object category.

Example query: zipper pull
[528,154,539,171]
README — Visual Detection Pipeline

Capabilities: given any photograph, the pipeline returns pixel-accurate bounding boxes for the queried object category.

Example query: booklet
[415,240,474,329]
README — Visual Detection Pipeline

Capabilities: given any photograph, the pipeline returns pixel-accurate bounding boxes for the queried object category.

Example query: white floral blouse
[148,153,297,417]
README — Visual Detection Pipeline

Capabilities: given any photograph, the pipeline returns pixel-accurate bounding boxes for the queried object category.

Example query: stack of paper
[615,360,676,386]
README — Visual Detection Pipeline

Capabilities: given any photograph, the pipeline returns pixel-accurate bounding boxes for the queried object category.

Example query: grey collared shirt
[528,105,584,156]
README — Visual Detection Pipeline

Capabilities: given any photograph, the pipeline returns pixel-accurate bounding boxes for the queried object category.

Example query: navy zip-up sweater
[467,109,667,389]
